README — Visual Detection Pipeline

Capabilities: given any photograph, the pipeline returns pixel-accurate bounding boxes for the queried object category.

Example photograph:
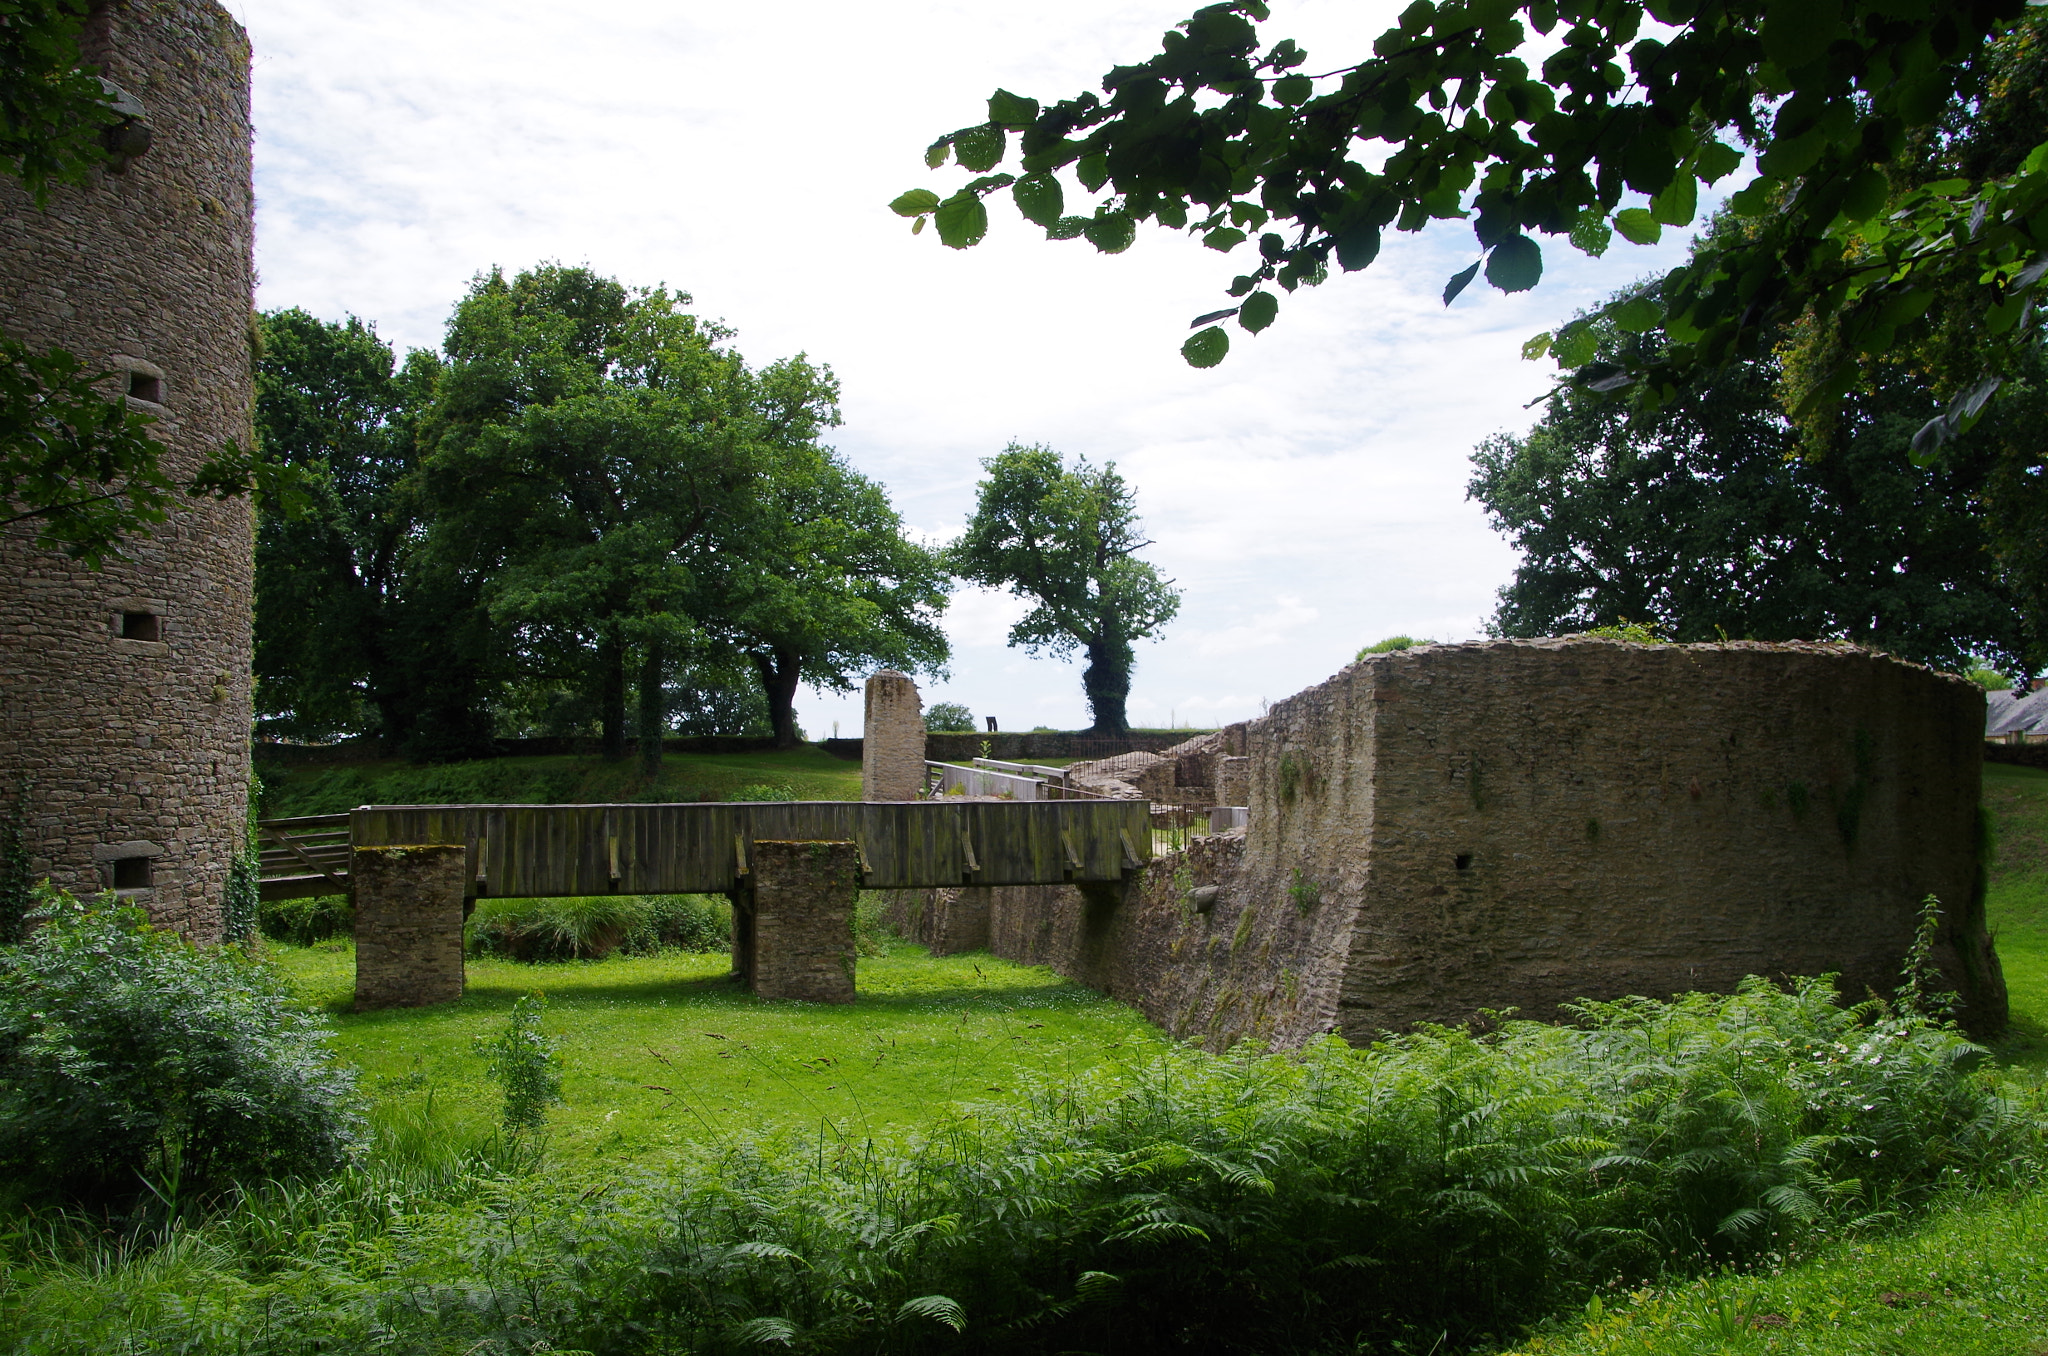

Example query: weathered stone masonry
[902,641,2005,1045]
[0,0,255,938]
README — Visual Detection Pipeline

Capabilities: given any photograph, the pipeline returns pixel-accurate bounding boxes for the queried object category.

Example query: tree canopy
[894,0,2043,448]
[253,268,949,762]
[1469,308,2034,673]
[951,445,1180,736]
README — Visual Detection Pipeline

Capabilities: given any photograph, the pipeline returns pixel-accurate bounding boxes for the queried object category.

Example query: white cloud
[236,0,1711,738]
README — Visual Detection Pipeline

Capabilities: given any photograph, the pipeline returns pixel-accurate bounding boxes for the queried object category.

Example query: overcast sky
[236,0,1709,738]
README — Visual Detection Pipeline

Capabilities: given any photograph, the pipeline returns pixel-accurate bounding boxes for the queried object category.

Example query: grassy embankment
[1493,762,2048,1356]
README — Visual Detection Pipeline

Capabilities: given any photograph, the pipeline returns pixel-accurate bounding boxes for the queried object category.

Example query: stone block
[740,839,861,1002]
[352,844,467,1010]
[862,671,925,801]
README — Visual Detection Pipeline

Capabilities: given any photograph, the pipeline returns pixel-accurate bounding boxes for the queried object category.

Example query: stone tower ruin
[0,0,256,938]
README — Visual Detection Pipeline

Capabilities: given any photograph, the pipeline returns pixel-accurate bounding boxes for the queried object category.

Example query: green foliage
[0,888,363,1211]
[473,993,563,1132]
[896,0,2048,436]
[728,782,797,802]
[1286,867,1318,913]
[950,444,1181,735]
[0,778,31,946]
[0,0,117,200]
[221,850,260,947]
[468,894,730,962]
[1969,662,2015,690]
[258,893,353,947]
[1470,273,2036,672]
[924,701,976,732]
[1357,634,1430,658]
[4,975,2035,1352]
[1579,622,1668,644]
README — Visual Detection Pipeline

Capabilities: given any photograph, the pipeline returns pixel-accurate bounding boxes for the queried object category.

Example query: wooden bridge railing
[257,813,352,901]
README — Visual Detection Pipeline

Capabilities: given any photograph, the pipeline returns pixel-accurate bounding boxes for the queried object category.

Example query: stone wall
[0,0,254,938]
[740,840,861,1002]
[861,671,925,802]
[955,640,2005,1046]
[352,845,467,1010]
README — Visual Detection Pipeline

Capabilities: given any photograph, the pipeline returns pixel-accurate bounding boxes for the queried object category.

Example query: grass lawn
[270,937,1170,1164]
[1985,763,2048,1069]
[258,747,864,818]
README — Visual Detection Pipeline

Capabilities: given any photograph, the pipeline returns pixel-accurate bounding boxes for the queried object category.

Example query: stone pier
[352,844,467,1010]
[863,670,925,801]
[734,840,862,1002]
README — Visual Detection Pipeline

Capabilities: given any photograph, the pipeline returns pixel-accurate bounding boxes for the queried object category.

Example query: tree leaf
[935,193,989,249]
[1239,291,1279,333]
[1048,216,1090,240]
[1077,154,1110,192]
[1190,307,1240,327]
[924,139,951,169]
[1610,295,1661,333]
[1694,139,1744,183]
[1443,260,1482,306]
[1650,174,1696,227]
[1555,322,1600,369]
[1838,167,1887,224]
[1084,212,1137,254]
[988,89,1039,128]
[1576,362,1635,392]
[890,189,941,218]
[1334,224,1381,272]
[1273,74,1313,106]
[1613,208,1662,245]
[1182,326,1230,367]
[1204,226,1248,252]
[953,125,1005,173]
[1569,210,1612,258]
[1485,236,1543,293]
[1762,0,1840,72]
[1521,331,1553,361]
[1013,174,1064,227]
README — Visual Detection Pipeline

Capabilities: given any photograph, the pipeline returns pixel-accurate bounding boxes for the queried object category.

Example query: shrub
[728,783,797,802]
[259,892,354,946]
[1357,633,1432,658]
[0,888,363,1212]
[469,894,730,961]
[474,994,563,1132]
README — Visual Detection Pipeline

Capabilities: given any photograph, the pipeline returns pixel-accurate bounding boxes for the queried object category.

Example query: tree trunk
[638,636,666,778]
[599,631,627,760]
[1081,631,1133,737]
[753,648,804,749]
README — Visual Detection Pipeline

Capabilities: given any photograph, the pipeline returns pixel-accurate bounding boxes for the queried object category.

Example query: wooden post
[746,840,861,1002]
[352,844,467,1010]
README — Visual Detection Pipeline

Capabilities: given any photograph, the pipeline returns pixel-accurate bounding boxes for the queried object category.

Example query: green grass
[1985,763,2048,1070]
[257,747,864,818]
[1500,1190,2048,1355]
[268,937,1169,1164]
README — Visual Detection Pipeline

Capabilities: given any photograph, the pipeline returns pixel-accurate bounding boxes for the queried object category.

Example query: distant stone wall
[0,0,254,938]
[957,640,2005,1046]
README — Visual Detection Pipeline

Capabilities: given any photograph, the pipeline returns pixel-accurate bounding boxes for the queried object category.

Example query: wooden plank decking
[260,800,1153,902]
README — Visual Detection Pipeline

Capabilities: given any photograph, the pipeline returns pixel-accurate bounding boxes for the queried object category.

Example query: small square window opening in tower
[127,370,162,403]
[120,611,160,641]
[111,856,153,890]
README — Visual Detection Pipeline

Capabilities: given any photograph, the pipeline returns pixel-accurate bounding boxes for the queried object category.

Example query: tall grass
[469,893,731,960]
[2,976,2038,1354]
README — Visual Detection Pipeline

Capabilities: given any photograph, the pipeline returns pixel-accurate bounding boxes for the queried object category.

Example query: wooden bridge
[260,800,1155,1011]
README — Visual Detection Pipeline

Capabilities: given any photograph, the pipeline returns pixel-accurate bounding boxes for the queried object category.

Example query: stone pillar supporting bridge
[340,800,1153,1009]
